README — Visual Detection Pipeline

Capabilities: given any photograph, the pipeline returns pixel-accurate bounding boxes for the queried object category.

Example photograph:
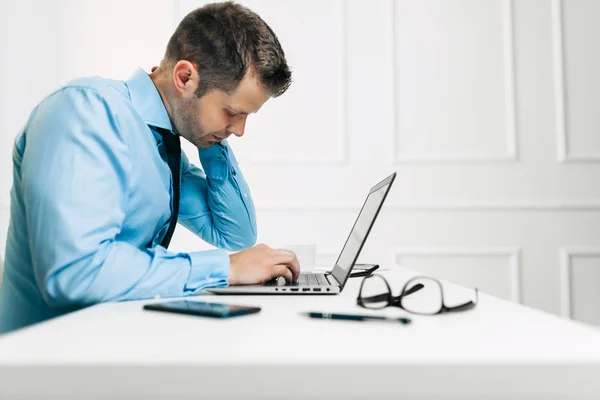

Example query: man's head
[152,1,292,148]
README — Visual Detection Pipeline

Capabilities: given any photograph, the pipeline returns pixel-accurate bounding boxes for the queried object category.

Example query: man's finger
[272,264,294,282]
[272,249,300,281]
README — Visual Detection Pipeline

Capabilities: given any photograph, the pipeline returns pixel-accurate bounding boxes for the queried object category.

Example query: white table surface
[1,265,600,399]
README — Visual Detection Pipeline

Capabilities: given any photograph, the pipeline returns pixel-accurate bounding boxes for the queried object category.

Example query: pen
[305,312,411,324]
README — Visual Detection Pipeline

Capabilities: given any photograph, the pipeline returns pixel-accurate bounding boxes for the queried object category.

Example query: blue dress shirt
[0,69,257,332]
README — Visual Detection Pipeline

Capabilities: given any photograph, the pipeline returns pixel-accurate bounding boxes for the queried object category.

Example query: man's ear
[172,60,199,96]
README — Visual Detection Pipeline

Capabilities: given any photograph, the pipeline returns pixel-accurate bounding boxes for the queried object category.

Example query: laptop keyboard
[264,273,331,287]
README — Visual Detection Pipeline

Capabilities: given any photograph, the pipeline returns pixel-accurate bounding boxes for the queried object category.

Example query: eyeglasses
[357,274,479,315]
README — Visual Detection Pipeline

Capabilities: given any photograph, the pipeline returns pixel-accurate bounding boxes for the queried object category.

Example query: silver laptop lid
[330,173,396,290]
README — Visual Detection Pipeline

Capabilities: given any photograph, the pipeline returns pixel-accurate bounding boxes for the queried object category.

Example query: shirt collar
[125,68,173,132]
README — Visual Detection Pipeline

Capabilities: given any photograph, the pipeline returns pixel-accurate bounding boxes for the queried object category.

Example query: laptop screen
[330,173,396,288]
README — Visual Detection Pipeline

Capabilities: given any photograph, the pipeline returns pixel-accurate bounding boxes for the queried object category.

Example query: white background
[0,0,598,325]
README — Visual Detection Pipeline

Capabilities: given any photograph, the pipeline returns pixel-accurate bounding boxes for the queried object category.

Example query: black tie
[157,128,181,249]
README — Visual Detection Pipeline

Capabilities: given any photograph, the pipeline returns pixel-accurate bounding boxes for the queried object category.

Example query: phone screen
[143,300,261,318]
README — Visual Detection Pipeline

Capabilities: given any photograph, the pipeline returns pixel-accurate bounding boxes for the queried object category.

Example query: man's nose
[228,116,247,138]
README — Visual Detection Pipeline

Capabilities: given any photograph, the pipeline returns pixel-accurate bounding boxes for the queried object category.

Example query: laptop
[209,172,396,295]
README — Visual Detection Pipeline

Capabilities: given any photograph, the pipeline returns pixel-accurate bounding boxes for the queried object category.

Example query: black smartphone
[350,263,380,278]
[143,300,261,318]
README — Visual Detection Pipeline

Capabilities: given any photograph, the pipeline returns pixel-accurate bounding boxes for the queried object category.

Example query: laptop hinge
[326,273,340,286]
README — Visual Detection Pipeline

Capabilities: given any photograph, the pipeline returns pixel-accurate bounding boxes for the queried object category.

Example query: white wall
[0,0,599,324]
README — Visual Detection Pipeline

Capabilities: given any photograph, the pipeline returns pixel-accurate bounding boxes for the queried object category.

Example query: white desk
[1,266,600,399]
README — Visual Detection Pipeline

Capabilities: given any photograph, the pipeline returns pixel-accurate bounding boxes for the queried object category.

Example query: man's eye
[225,110,235,117]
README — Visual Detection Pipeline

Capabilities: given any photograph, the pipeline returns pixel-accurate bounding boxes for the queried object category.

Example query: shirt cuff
[184,249,230,292]
[198,142,229,181]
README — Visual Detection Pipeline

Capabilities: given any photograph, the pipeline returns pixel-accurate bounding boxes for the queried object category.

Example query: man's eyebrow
[229,108,249,115]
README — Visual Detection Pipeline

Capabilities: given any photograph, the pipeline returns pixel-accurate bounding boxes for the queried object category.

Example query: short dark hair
[163,1,292,98]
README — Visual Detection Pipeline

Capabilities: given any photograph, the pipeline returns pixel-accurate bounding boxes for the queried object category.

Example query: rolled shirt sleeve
[178,139,257,251]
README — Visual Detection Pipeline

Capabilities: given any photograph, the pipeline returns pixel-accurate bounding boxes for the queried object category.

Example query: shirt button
[154,295,161,300]
[244,193,247,198]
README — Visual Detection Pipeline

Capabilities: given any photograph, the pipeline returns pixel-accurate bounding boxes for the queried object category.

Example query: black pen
[304,312,411,324]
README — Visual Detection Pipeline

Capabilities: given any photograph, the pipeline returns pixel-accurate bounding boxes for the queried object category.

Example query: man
[0,2,300,333]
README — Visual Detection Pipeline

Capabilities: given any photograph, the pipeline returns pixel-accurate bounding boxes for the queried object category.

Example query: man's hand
[228,244,300,285]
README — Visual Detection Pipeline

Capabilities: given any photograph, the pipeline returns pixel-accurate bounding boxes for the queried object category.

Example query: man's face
[170,69,271,148]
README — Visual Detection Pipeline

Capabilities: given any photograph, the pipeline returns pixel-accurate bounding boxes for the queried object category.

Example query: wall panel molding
[559,247,600,318]
[254,202,600,212]
[394,246,521,302]
[553,0,600,164]
[391,0,518,164]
